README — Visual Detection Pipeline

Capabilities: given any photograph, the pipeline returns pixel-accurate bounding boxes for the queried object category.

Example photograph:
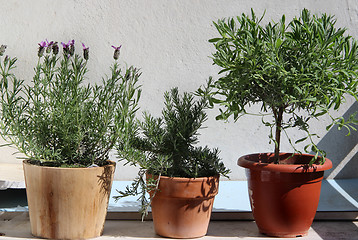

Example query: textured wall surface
[0,0,357,180]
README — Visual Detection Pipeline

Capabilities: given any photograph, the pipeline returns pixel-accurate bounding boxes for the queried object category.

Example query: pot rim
[147,173,220,182]
[22,159,116,170]
[147,174,220,199]
[237,152,332,173]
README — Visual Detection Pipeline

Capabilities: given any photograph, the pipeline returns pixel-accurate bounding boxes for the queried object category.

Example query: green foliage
[115,88,230,218]
[198,9,358,163]
[0,42,141,167]
[120,87,229,178]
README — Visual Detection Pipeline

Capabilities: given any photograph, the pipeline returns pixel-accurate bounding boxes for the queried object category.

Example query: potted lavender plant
[0,40,141,239]
[198,9,358,237]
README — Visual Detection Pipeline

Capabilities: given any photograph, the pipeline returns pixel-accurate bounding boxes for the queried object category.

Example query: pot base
[260,230,308,238]
[152,197,215,239]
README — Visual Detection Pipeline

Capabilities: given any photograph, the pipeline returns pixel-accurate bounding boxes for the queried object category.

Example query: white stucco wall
[0,0,357,180]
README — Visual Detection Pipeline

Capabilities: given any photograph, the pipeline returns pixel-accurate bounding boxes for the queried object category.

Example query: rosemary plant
[198,9,358,163]
[0,41,141,167]
[115,88,229,217]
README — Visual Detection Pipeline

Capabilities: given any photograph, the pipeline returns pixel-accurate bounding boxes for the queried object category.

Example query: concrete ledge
[0,164,25,190]
[0,216,357,240]
[1,179,357,220]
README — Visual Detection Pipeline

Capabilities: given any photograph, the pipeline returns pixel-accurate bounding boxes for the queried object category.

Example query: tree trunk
[273,107,284,163]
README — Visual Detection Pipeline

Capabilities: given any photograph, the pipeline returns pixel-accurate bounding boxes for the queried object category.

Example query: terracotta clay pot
[23,160,115,239]
[149,174,219,238]
[238,153,332,238]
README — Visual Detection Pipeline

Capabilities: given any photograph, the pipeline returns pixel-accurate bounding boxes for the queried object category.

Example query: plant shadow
[0,213,35,239]
[310,221,358,240]
[315,101,358,179]
[182,176,219,214]
[97,161,116,202]
[102,220,265,239]
[102,220,158,238]
[206,220,264,238]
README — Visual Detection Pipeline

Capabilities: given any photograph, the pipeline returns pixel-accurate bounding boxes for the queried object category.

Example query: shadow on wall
[316,101,358,179]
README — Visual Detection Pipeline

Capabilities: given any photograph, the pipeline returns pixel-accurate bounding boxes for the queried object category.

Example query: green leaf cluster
[119,87,229,178]
[0,44,141,167]
[115,88,230,218]
[199,9,358,162]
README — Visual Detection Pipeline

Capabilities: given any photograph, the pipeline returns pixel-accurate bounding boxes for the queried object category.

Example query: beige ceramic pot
[23,160,115,240]
[149,174,219,239]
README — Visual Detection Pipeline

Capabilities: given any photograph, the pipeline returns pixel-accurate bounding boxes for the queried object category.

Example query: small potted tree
[115,88,230,238]
[0,41,141,239]
[198,9,358,237]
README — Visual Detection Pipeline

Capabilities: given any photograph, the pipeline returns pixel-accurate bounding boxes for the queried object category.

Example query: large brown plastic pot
[238,153,332,238]
[23,160,115,239]
[149,174,219,238]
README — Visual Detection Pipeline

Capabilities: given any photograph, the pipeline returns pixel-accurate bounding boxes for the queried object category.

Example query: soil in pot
[238,153,332,238]
[149,174,219,239]
[23,160,115,240]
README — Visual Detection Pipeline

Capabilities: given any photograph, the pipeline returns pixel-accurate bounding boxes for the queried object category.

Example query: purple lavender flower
[52,42,59,55]
[61,40,75,57]
[61,41,68,48]
[69,40,75,56]
[61,41,69,54]
[82,43,89,60]
[0,45,7,56]
[39,41,47,48]
[46,39,53,45]
[45,39,54,53]
[38,41,47,57]
[112,45,122,60]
